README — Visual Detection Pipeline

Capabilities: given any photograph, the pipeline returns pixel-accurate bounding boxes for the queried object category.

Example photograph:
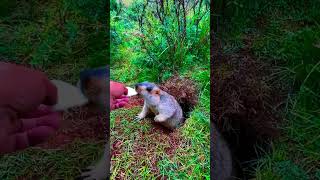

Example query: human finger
[21,111,61,131]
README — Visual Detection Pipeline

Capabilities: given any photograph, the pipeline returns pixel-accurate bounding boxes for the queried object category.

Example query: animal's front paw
[135,113,146,121]
[75,165,108,180]
[134,116,143,121]
[154,115,166,122]
[134,116,140,121]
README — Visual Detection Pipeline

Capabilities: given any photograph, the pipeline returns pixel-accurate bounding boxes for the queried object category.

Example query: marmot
[77,66,109,112]
[211,122,243,180]
[75,67,110,180]
[135,82,184,130]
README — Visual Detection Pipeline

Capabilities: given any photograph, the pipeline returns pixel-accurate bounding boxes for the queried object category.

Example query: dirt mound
[123,95,144,109]
[37,106,106,149]
[211,37,285,165]
[111,113,183,179]
[160,76,199,118]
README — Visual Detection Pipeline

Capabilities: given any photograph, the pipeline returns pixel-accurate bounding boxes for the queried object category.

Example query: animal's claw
[135,115,143,121]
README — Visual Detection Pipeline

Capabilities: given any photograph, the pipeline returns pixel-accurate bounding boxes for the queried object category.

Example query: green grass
[215,0,320,179]
[110,1,210,178]
[110,91,210,179]
[0,0,210,179]
[110,35,210,178]
[0,140,104,180]
[253,16,320,180]
[0,1,108,179]
[0,61,105,179]
[0,0,107,68]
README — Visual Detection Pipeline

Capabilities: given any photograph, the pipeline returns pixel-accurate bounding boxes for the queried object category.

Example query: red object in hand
[110,81,129,110]
[0,62,61,155]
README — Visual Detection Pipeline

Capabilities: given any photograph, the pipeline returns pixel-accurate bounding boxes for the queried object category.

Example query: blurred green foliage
[214,0,320,179]
[0,0,108,68]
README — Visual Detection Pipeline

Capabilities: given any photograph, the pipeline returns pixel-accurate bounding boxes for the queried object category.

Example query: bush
[110,0,210,82]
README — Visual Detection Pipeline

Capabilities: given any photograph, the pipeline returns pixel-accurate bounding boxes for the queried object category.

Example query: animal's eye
[146,87,153,92]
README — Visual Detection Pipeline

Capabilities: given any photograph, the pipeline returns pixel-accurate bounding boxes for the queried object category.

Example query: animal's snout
[135,82,155,94]
[79,67,108,92]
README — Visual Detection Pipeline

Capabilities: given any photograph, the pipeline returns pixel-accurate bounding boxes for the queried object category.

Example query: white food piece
[51,79,89,111]
[126,86,138,97]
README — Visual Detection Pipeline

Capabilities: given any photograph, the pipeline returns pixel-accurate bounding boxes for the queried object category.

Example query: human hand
[110,81,129,110]
[0,62,61,154]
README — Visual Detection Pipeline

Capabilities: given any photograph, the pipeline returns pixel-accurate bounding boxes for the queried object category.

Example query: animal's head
[135,82,162,104]
[78,67,108,92]
[78,67,109,110]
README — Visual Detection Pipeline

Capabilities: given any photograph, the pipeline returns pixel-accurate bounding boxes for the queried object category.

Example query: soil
[111,92,189,179]
[34,77,197,178]
[35,95,165,150]
[36,105,106,149]
[211,35,286,178]
[111,119,183,179]
[123,95,144,109]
